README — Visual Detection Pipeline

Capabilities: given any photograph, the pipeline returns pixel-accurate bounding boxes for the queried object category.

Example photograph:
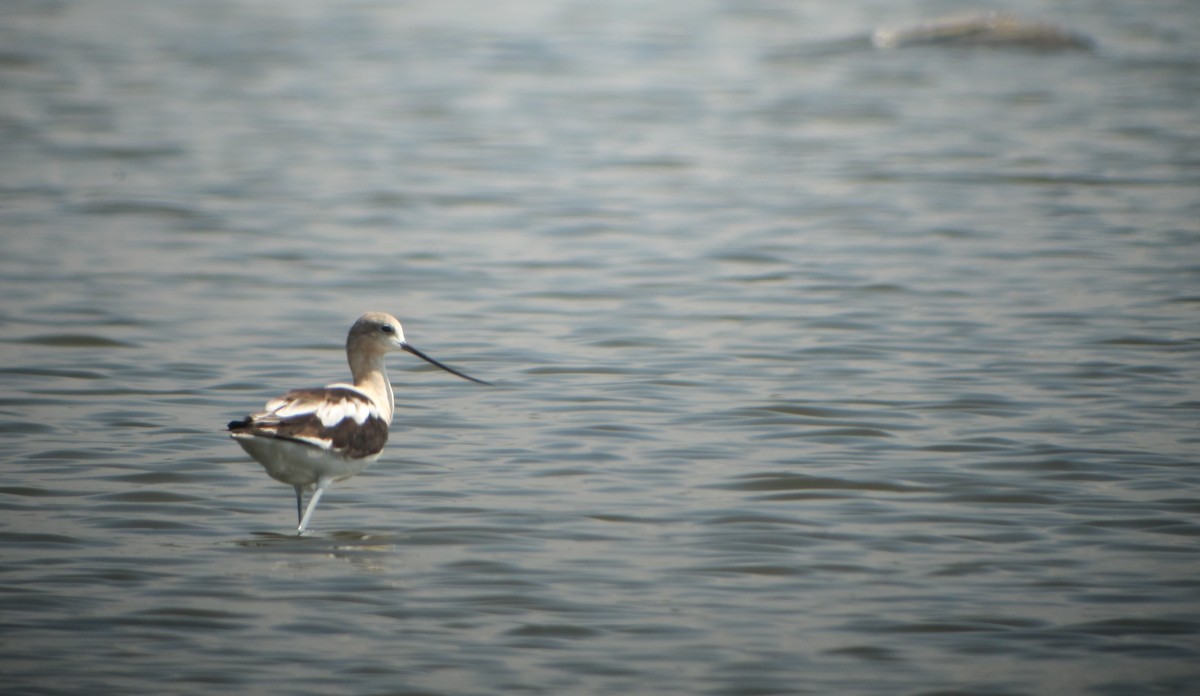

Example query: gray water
[2,1,1198,694]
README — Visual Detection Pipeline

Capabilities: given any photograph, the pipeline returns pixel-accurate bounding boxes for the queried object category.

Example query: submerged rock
[871,11,1094,52]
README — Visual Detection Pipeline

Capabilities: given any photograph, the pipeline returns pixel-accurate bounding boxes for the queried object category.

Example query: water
[2,1,1198,694]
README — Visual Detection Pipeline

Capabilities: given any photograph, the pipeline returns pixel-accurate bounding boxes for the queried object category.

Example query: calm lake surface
[2,1,1198,694]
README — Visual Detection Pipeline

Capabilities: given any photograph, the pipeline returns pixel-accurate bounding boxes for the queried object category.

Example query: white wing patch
[314,397,375,427]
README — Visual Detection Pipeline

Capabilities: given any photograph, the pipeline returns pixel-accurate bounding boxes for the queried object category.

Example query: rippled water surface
[2,1,1198,694]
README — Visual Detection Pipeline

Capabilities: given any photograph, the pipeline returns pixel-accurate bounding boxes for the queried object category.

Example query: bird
[227,311,490,534]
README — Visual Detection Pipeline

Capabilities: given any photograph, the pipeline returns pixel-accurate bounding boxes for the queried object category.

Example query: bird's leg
[296,478,333,535]
[294,485,304,528]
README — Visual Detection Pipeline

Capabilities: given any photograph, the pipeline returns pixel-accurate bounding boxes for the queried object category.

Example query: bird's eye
[380,325,395,334]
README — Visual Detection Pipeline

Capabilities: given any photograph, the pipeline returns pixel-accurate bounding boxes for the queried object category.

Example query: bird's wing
[229,387,388,458]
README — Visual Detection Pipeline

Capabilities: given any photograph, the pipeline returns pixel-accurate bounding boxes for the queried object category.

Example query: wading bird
[227,312,489,533]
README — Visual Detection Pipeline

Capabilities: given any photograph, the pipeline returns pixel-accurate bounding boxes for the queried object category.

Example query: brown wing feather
[228,387,389,459]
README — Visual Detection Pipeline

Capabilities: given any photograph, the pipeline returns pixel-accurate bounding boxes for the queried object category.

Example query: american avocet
[227,312,489,534]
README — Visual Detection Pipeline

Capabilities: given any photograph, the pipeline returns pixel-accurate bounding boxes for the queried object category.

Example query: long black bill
[402,343,492,385]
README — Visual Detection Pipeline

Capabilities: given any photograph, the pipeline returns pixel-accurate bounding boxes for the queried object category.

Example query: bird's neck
[348,349,395,425]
